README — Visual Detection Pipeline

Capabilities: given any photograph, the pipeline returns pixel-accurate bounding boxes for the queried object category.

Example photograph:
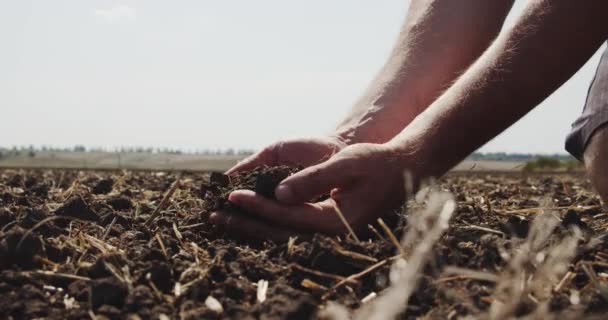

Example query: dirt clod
[203,166,300,211]
[91,277,129,309]
[93,178,114,195]
[106,196,133,211]
[0,226,43,269]
[502,215,530,238]
[562,209,587,229]
[54,196,99,221]
[254,167,297,199]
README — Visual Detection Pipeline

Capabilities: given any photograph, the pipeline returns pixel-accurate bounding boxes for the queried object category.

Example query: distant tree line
[468,152,577,162]
[522,156,583,172]
[0,146,579,162]
[0,145,255,157]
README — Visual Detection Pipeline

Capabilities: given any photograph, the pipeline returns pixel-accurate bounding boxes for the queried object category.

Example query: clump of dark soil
[0,226,44,269]
[91,277,129,308]
[92,178,114,195]
[202,165,300,212]
[106,196,133,211]
[0,169,607,319]
[54,195,99,221]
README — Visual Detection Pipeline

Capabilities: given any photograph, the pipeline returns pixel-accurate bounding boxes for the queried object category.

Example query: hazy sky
[1,1,605,153]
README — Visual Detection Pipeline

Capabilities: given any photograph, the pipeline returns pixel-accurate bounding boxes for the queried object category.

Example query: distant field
[0,151,530,172]
[0,151,242,172]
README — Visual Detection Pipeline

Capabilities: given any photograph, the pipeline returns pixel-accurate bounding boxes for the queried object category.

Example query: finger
[274,157,357,205]
[228,190,341,234]
[209,211,301,242]
[225,148,276,175]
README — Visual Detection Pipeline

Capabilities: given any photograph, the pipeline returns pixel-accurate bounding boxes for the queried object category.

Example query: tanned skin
[211,0,608,242]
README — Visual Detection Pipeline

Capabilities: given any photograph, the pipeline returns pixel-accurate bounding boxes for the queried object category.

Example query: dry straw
[333,201,360,243]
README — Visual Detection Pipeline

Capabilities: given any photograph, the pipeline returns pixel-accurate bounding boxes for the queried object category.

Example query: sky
[1,0,605,154]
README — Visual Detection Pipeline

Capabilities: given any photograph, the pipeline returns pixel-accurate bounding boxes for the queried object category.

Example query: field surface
[0,169,607,319]
[0,151,524,173]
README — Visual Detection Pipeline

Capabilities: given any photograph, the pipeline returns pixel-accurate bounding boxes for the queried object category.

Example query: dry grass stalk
[1,220,18,233]
[178,222,206,230]
[36,256,60,269]
[145,175,181,226]
[301,278,329,291]
[334,247,378,264]
[367,224,386,242]
[290,263,358,284]
[484,195,493,213]
[353,193,455,320]
[26,270,92,282]
[439,266,499,283]
[581,263,608,301]
[457,224,504,236]
[103,261,129,288]
[323,252,407,302]
[101,216,117,241]
[156,233,169,259]
[486,210,581,319]
[146,274,164,301]
[322,258,391,301]
[554,271,575,292]
[172,223,183,241]
[84,234,123,254]
[287,236,297,256]
[333,201,360,243]
[62,179,80,200]
[499,205,600,215]
[376,217,405,256]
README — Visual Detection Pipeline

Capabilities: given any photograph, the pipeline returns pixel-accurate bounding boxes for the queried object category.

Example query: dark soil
[202,166,301,213]
[0,169,607,319]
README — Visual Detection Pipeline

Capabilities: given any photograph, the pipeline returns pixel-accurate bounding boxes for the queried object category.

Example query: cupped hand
[225,136,348,175]
[210,143,408,242]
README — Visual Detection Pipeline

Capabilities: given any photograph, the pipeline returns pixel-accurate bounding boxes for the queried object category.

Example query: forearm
[388,0,608,178]
[335,0,514,144]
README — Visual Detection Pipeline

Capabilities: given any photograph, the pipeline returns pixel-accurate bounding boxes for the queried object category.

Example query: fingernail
[209,212,227,225]
[275,184,294,203]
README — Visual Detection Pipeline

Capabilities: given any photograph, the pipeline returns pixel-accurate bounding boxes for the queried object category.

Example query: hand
[210,143,408,242]
[225,136,348,175]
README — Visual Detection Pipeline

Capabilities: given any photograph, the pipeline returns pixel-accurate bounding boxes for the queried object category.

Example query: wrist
[382,133,433,183]
[335,98,423,146]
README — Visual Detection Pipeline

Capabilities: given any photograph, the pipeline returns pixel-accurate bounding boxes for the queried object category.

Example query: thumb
[275,157,357,204]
